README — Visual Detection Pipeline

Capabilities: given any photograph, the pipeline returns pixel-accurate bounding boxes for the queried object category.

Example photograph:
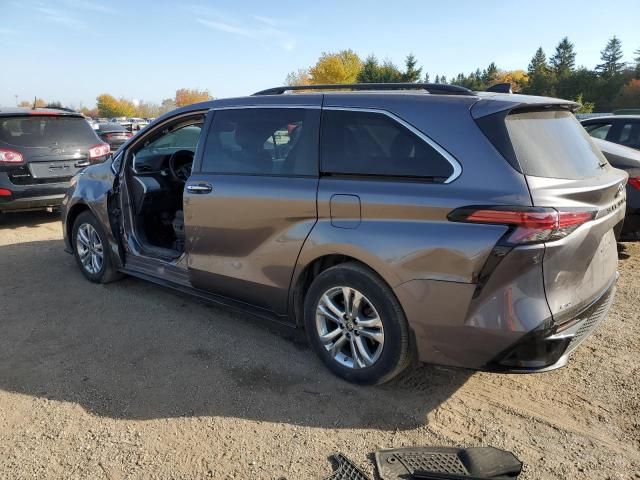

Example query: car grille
[566,287,614,352]
[7,165,72,185]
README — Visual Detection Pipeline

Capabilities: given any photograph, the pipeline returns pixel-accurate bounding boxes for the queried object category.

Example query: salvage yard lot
[0,212,638,480]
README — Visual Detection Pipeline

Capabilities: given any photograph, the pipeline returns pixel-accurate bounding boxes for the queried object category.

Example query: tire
[72,210,120,284]
[303,262,412,385]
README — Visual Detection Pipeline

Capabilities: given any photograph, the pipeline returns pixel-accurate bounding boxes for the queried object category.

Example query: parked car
[95,123,132,151]
[0,108,109,215]
[582,115,640,150]
[62,83,626,384]
[109,117,133,131]
[593,137,640,240]
[129,118,149,131]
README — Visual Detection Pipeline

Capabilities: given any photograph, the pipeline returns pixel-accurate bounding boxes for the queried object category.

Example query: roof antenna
[486,83,512,94]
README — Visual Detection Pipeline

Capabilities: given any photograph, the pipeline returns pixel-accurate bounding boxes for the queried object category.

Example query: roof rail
[252,83,475,96]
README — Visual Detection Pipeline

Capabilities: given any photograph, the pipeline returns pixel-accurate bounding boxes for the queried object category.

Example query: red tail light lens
[449,206,596,245]
[125,132,133,138]
[88,143,110,162]
[0,188,12,196]
[629,177,640,190]
[0,148,24,164]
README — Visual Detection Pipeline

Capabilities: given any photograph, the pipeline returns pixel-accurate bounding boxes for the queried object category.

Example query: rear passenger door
[184,106,321,315]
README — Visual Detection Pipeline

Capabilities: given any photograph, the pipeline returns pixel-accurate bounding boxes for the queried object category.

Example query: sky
[1,0,639,108]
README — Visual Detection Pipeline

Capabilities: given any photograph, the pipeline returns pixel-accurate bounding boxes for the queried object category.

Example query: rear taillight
[125,132,133,138]
[0,148,24,165]
[448,206,596,245]
[629,177,640,190]
[88,143,110,163]
[0,188,12,196]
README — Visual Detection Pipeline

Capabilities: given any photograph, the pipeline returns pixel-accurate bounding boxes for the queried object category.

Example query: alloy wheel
[315,286,384,369]
[76,223,104,275]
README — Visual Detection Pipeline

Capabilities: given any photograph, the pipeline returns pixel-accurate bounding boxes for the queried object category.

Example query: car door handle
[186,183,213,194]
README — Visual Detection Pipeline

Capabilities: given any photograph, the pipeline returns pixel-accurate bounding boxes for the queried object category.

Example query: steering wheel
[168,150,194,183]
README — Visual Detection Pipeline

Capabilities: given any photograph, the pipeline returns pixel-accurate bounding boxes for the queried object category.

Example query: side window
[320,109,454,180]
[584,123,612,140]
[132,120,203,171]
[616,122,640,148]
[202,108,320,176]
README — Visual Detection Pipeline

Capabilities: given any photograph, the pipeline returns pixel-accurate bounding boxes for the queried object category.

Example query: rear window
[505,110,606,179]
[320,110,454,180]
[0,115,98,148]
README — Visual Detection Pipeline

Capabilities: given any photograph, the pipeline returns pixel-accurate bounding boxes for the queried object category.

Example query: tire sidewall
[304,265,408,385]
[72,211,111,283]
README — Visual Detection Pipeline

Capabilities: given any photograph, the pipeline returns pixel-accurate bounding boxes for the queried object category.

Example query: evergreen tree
[424,72,430,83]
[357,55,381,83]
[434,75,440,84]
[440,75,447,84]
[482,62,498,85]
[596,36,626,79]
[401,54,422,82]
[550,37,576,77]
[528,47,548,75]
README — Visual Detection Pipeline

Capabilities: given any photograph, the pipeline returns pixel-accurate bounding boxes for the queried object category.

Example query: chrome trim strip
[210,104,321,110]
[323,106,462,183]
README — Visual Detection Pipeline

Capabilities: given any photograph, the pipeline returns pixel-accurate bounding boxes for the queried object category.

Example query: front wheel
[304,262,412,385]
[72,211,120,283]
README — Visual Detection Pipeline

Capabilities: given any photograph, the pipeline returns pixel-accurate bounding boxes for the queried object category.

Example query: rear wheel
[72,211,120,283]
[304,262,411,385]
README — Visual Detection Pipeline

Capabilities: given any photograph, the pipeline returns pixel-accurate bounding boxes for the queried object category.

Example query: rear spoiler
[471,95,580,119]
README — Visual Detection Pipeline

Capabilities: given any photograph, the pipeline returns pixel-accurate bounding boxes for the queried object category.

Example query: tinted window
[584,123,612,140]
[320,110,453,180]
[613,122,640,148]
[202,108,319,176]
[0,115,98,148]
[505,110,606,179]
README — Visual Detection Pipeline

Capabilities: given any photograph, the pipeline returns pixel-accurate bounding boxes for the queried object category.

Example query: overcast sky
[1,0,639,108]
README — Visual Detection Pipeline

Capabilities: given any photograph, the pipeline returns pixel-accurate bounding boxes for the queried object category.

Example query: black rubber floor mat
[375,446,522,479]
[324,453,371,480]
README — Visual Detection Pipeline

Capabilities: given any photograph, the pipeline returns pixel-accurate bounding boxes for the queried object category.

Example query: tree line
[16,88,212,118]
[286,37,640,112]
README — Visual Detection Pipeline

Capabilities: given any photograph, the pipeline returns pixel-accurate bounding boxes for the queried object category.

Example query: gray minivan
[61,83,627,384]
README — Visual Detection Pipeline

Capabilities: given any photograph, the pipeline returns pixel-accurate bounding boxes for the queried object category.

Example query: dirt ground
[0,211,638,480]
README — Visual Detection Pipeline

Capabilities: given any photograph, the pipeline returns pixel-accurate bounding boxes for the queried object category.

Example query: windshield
[0,115,98,148]
[505,110,607,179]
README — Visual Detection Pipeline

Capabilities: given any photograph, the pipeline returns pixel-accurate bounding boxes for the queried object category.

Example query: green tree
[596,36,626,79]
[635,48,640,78]
[401,54,422,82]
[482,62,499,86]
[424,72,430,83]
[526,47,554,95]
[309,49,362,84]
[550,37,576,77]
[574,94,594,114]
[356,55,403,83]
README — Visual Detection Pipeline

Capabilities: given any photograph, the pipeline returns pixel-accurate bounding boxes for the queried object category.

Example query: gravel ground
[0,211,638,480]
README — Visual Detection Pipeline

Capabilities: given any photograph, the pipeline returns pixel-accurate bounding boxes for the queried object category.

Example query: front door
[184,105,321,315]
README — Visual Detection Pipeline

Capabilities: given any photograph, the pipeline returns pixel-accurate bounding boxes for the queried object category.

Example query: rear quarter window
[320,109,454,181]
[505,110,606,179]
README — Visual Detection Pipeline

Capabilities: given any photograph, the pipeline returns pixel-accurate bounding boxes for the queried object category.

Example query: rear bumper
[486,276,616,373]
[0,173,69,212]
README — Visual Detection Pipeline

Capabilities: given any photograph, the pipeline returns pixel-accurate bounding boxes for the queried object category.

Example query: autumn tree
[613,79,640,109]
[174,88,212,107]
[96,94,136,117]
[309,49,362,84]
[635,48,640,78]
[495,70,528,92]
[285,69,311,86]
